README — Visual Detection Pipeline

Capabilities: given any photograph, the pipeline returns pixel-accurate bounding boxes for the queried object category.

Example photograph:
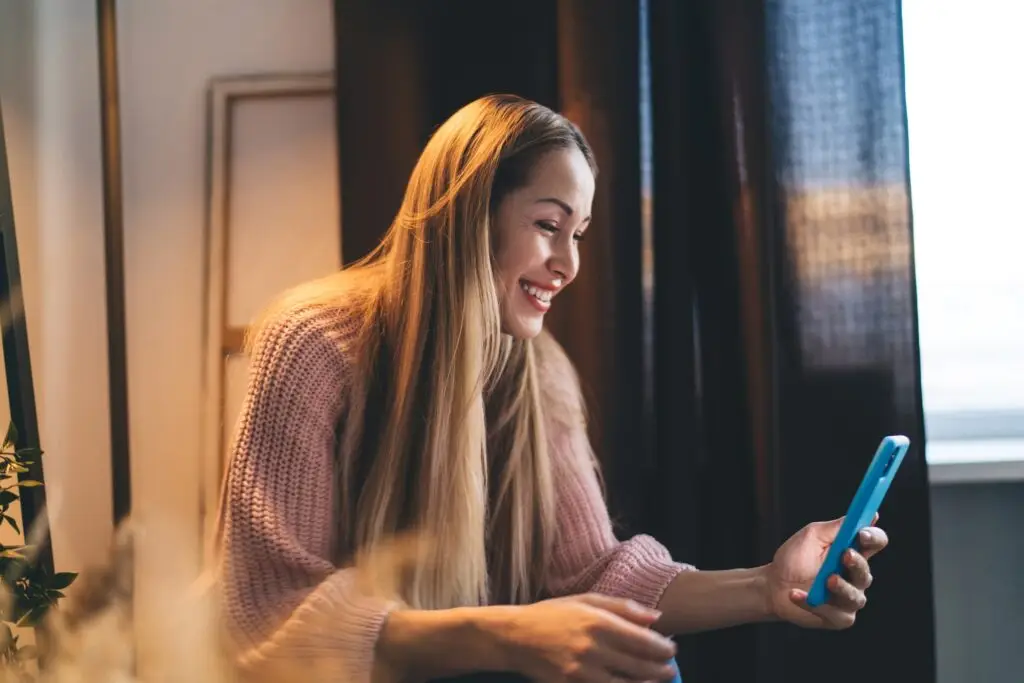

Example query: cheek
[495,230,542,279]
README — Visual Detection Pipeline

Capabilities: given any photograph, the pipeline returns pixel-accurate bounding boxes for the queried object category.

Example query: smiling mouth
[520,280,554,302]
[519,280,554,311]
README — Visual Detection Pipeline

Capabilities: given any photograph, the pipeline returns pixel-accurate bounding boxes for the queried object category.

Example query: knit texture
[214,294,694,683]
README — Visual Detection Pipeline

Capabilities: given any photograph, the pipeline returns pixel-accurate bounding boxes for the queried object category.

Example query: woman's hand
[766,514,889,629]
[498,593,679,683]
[376,595,676,683]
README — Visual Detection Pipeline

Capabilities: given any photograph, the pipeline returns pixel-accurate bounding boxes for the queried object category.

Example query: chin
[498,285,548,339]
[501,314,545,340]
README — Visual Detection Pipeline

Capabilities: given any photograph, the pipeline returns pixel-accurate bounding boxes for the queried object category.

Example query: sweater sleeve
[215,305,395,683]
[543,423,696,608]
[533,332,695,609]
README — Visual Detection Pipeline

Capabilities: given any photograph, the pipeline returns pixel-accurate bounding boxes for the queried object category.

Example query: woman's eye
[573,232,586,243]
[536,221,558,233]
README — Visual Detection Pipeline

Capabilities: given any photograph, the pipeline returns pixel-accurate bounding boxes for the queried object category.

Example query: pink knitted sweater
[214,294,693,682]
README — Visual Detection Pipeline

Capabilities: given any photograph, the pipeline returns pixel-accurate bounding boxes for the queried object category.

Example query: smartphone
[806,434,911,608]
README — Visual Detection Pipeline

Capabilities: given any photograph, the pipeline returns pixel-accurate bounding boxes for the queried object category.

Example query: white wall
[3,0,337,674]
[116,0,335,575]
[0,0,336,574]
[1,0,115,574]
[113,5,337,673]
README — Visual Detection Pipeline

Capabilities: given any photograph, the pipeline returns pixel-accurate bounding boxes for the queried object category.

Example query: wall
[2,0,336,672]
[112,7,337,672]
[930,481,1024,683]
[1,0,336,653]
[115,0,335,573]
[0,0,115,574]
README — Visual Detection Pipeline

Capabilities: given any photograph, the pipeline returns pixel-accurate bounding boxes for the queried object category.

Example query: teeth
[520,281,553,303]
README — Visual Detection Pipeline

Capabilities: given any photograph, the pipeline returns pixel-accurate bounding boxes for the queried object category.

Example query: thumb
[812,516,846,540]
[813,512,880,541]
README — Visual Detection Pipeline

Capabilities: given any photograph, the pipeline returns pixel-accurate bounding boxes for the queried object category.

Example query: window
[902,1,1024,481]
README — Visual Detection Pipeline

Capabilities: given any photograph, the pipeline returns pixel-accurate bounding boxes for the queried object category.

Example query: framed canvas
[199,72,342,546]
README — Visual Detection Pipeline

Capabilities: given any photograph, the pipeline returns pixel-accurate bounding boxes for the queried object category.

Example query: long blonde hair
[253,95,597,610]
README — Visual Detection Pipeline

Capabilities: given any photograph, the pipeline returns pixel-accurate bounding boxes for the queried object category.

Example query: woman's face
[492,147,595,339]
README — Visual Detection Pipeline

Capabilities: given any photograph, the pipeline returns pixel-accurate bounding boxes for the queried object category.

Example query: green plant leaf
[3,423,16,449]
[3,515,19,534]
[15,605,49,628]
[48,572,77,590]
[14,448,41,462]
[15,481,42,488]
[0,549,24,559]
[0,491,17,506]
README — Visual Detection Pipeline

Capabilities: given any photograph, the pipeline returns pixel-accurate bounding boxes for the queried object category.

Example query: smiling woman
[211,94,889,683]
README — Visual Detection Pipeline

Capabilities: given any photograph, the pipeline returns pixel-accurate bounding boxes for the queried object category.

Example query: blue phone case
[806,435,911,608]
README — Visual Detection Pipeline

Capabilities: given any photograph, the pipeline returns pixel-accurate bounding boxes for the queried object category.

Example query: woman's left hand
[765,514,889,629]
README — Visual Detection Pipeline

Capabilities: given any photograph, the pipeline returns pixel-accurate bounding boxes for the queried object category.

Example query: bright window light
[902,1,1024,469]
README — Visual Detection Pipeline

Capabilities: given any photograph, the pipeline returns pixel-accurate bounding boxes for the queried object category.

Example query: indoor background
[0,1,1020,682]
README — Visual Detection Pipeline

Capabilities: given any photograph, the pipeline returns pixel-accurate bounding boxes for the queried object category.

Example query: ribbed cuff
[235,571,397,683]
[591,534,696,609]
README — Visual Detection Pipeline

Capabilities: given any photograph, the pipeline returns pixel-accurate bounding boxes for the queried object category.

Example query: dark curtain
[333,1,936,681]
[762,4,936,681]
[647,0,936,680]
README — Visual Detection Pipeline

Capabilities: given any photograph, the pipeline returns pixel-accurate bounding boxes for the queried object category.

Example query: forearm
[376,606,515,683]
[654,565,775,635]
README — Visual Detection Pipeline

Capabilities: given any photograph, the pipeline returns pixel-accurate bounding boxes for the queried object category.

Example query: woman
[213,94,888,683]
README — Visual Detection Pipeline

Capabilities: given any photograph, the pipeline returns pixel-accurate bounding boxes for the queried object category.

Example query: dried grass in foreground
[0,519,429,683]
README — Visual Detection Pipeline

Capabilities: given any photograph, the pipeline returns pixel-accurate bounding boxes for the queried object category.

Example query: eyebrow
[535,197,592,222]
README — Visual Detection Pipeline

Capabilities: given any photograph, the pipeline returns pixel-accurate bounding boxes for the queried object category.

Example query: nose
[548,237,579,285]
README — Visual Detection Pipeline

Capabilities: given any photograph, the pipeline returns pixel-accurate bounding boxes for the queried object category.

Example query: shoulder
[246,277,370,392]
[532,329,587,431]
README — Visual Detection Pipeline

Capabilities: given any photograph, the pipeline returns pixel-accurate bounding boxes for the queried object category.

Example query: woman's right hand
[498,593,678,683]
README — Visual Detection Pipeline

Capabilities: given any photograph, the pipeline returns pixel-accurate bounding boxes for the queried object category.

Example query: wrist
[656,565,778,634]
[468,605,521,673]
[753,563,778,622]
[377,607,517,681]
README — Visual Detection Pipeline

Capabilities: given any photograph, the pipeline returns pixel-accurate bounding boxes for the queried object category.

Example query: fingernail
[860,529,873,543]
